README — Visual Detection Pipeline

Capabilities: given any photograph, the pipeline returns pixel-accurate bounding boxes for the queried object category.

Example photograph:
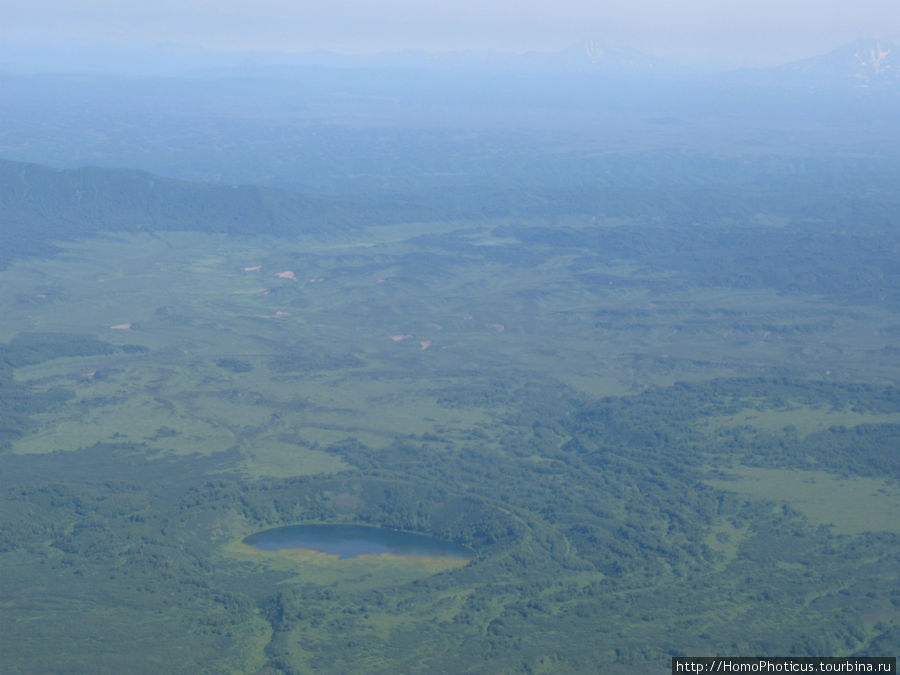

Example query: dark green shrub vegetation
[215,357,254,373]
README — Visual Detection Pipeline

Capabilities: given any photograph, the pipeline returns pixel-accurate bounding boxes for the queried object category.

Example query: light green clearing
[704,518,752,571]
[222,541,467,591]
[705,466,900,535]
[699,405,900,437]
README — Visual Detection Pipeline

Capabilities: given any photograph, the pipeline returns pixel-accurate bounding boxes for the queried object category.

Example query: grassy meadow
[0,218,897,672]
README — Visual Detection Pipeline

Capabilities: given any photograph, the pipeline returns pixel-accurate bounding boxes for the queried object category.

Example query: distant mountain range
[771,39,900,86]
[1,38,898,89]
[554,38,900,87]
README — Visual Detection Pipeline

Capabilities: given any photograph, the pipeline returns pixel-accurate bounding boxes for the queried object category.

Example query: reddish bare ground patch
[110,323,132,330]
[276,270,296,280]
[390,334,413,342]
[485,322,505,333]
[275,311,290,317]
[243,265,262,272]
[420,340,432,350]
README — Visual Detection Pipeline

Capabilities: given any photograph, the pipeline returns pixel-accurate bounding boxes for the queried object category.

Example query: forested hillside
[0,159,441,268]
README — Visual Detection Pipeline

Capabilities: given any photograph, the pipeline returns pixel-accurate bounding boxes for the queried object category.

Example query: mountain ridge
[774,39,900,85]
[4,37,898,83]
[0,158,444,269]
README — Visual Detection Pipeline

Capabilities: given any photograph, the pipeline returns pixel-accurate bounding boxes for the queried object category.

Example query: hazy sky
[3,0,899,66]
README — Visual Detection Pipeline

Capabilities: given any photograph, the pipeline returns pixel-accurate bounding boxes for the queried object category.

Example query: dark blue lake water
[243,524,473,560]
